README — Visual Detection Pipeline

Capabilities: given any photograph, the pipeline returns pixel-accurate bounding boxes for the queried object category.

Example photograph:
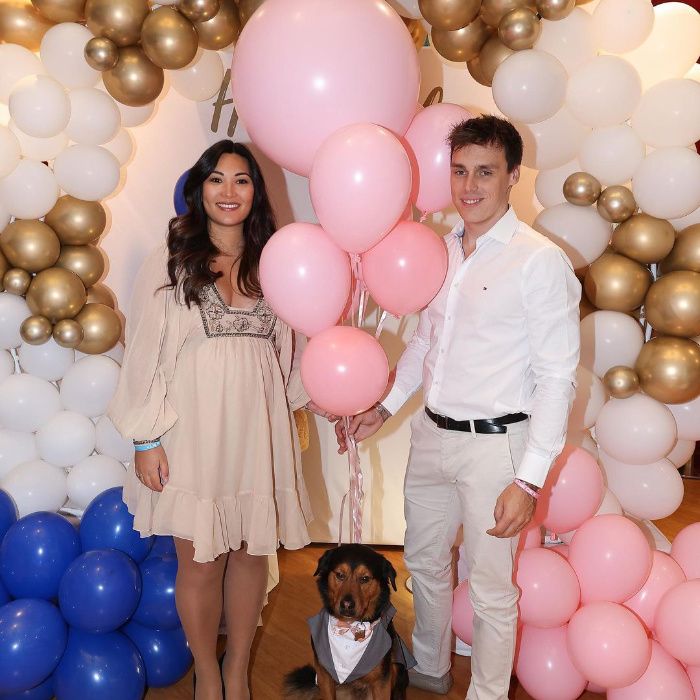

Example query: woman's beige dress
[108,245,312,564]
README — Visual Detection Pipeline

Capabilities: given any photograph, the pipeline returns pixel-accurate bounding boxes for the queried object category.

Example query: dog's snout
[340,595,356,614]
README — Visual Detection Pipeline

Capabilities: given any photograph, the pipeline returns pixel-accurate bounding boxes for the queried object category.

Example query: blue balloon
[0,578,10,606]
[173,169,189,215]
[0,674,54,700]
[0,599,66,694]
[131,554,179,630]
[54,629,145,700]
[59,549,141,633]
[147,535,176,559]
[123,621,192,688]
[0,489,17,542]
[80,487,154,562]
[0,512,80,599]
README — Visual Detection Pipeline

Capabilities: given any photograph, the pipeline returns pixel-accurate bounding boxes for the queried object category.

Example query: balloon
[0,293,31,349]
[9,75,69,139]
[86,282,115,309]
[75,303,121,354]
[65,88,120,147]
[56,245,105,288]
[654,580,700,666]
[131,554,180,630]
[0,599,66,694]
[0,460,67,517]
[480,0,535,27]
[498,8,540,50]
[173,169,189,215]
[26,268,86,323]
[0,373,62,432]
[53,319,83,349]
[592,0,653,54]
[0,126,21,179]
[123,622,192,687]
[451,579,475,645]
[0,431,37,481]
[117,100,156,128]
[80,486,154,562]
[597,186,636,224]
[103,129,134,166]
[0,1,54,53]
[636,336,700,405]
[67,455,126,510]
[515,625,586,700]
[53,145,121,202]
[103,46,164,107]
[60,354,120,417]
[583,253,650,312]
[95,416,134,462]
[19,315,52,344]
[301,326,389,416]
[0,43,45,103]
[8,119,67,162]
[578,124,645,187]
[475,35,514,86]
[45,195,106,245]
[193,0,240,50]
[0,511,80,599]
[84,36,119,72]
[148,535,176,559]
[361,221,448,317]
[645,273,700,339]
[602,366,639,399]
[0,488,18,538]
[535,0,574,19]
[520,523,543,550]
[169,49,224,102]
[670,522,700,581]
[611,213,675,264]
[39,22,98,89]
[32,0,85,22]
[0,270,27,298]
[562,171,601,206]
[18,337,73,382]
[141,6,198,70]
[179,0,220,22]
[36,411,95,468]
[579,310,644,378]
[666,394,700,441]
[85,0,149,47]
[0,220,60,273]
[0,674,55,700]
[564,430,599,461]
[430,19,491,62]
[569,365,607,431]
[671,206,700,233]
[666,438,695,467]
[662,224,700,274]
[231,0,420,176]
[535,158,581,209]
[419,0,480,30]
[0,160,59,220]
[534,7,595,72]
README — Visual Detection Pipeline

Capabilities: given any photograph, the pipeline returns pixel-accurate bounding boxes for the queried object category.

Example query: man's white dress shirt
[382,207,581,487]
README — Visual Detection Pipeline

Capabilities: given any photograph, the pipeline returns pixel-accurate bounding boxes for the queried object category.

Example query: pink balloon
[310,123,412,254]
[671,522,700,581]
[300,326,388,416]
[515,625,587,700]
[654,580,700,666]
[361,221,448,316]
[687,665,700,698]
[587,681,607,694]
[535,445,604,533]
[567,602,652,689]
[519,524,542,551]
[452,579,474,646]
[569,514,653,603]
[260,223,350,337]
[403,102,473,214]
[550,544,570,559]
[231,0,419,176]
[516,548,580,628]
[624,551,686,632]
[607,641,695,700]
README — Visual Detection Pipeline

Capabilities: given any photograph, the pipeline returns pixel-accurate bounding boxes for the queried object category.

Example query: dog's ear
[313,548,336,578]
[383,559,398,591]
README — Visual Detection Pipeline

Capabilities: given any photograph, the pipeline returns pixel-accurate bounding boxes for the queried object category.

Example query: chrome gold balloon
[86,282,115,309]
[84,36,119,71]
[597,185,636,224]
[645,271,700,338]
[0,251,9,293]
[477,35,514,84]
[661,224,700,274]
[178,0,220,22]
[56,245,105,288]
[535,0,575,20]
[497,8,540,51]
[44,196,106,246]
[583,252,652,312]
[611,213,675,265]
[603,365,640,399]
[467,55,491,86]
[194,0,240,50]
[53,318,84,349]
[85,0,149,48]
[0,0,54,52]
[237,0,265,27]
[26,267,87,323]
[3,268,32,296]
[0,220,60,273]
[636,336,700,405]
[563,172,601,206]
[103,46,164,107]
[431,18,492,62]
[31,0,85,22]
[76,302,122,354]
[419,0,481,31]
[480,0,535,28]
[141,6,198,70]
[20,314,52,345]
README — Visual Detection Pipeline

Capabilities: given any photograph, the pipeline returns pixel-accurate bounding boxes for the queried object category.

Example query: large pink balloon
[310,123,412,254]
[300,326,388,416]
[687,665,700,698]
[260,223,351,337]
[451,579,474,645]
[515,625,587,700]
[516,548,580,628]
[231,0,420,176]
[654,580,700,666]
[567,602,652,689]
[569,514,653,603]
[535,445,604,533]
[670,522,700,581]
[361,221,448,316]
[607,641,694,700]
[403,102,473,214]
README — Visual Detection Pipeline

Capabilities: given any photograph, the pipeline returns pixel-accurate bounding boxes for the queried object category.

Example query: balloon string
[375,309,388,339]
[338,416,363,544]
[349,254,362,329]
[358,286,368,328]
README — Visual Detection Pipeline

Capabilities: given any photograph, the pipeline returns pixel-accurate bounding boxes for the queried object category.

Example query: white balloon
[0,350,14,382]
[8,74,71,139]
[665,394,700,441]
[117,100,156,128]
[0,201,8,231]
[592,0,654,53]
[66,454,125,510]
[0,459,68,516]
[385,0,421,18]
[535,159,580,208]
[60,354,120,417]
[53,144,121,201]
[65,88,121,146]
[666,439,695,467]
[0,430,37,479]
[579,310,645,377]
[0,125,20,178]
[534,9,597,73]
[17,338,75,382]
[76,342,124,366]
[492,50,567,124]
[566,55,641,128]
[518,108,589,171]
[8,119,68,162]
[0,294,31,350]
[103,129,134,166]
[0,374,61,432]
[533,203,612,270]
[39,22,99,90]
[95,415,133,462]
[633,147,700,220]
[0,159,59,219]
[578,124,645,186]
[0,44,45,103]
[569,365,608,431]
[670,205,700,232]
[596,487,624,516]
[36,410,96,468]
[170,49,225,102]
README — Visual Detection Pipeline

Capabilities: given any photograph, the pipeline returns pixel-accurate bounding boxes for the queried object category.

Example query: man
[336,116,580,699]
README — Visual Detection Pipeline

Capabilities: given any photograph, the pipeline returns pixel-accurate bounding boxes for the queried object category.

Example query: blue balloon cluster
[0,487,190,699]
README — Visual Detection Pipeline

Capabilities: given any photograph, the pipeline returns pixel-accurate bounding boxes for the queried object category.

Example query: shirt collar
[452,206,518,245]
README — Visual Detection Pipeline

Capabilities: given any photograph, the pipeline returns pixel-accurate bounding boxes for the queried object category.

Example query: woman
[109,140,324,700]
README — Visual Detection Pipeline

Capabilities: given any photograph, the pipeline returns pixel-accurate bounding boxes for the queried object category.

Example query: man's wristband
[374,403,391,422]
[514,479,539,500]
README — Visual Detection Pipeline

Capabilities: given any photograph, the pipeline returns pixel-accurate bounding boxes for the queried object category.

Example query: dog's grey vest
[307,604,417,685]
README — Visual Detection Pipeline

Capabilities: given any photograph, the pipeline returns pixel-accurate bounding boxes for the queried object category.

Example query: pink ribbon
[338,415,364,544]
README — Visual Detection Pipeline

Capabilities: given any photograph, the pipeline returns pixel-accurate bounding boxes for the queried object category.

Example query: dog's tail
[283,665,319,699]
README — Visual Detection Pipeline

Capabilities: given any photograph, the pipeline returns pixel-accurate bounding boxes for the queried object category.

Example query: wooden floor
[146,479,700,700]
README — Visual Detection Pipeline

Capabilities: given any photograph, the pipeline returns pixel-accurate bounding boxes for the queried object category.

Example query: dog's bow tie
[329,616,379,642]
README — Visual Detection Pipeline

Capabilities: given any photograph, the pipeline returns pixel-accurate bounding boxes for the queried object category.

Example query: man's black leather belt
[425,407,528,434]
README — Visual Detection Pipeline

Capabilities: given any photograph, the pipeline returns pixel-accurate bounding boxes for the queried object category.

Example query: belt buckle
[436,413,448,430]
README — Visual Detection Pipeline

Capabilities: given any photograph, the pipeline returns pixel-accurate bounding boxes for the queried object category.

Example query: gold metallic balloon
[194,0,240,50]
[3,268,32,296]
[26,267,87,323]
[31,0,85,22]
[178,0,220,22]
[103,46,165,108]
[141,6,198,70]
[85,0,149,48]
[402,15,428,51]
[237,0,265,27]
[56,245,105,288]
[661,224,700,274]
[597,185,636,224]
[603,365,640,399]
[498,8,540,50]
[535,0,575,20]
[0,220,60,273]
[480,0,535,28]
[563,172,602,206]
[76,302,122,354]
[477,35,514,84]
[20,315,52,345]
[419,0,481,31]
[636,336,700,404]
[431,18,492,62]
[583,252,652,312]
[0,251,9,293]
[45,196,106,246]
[84,36,119,72]
[53,318,84,349]
[646,271,700,338]
[0,0,54,52]
[467,54,491,86]
[86,282,115,309]
[611,213,675,265]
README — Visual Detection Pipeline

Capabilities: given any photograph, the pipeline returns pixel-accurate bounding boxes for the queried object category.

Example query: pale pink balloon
[516,548,580,628]
[403,102,473,214]
[671,522,700,581]
[687,665,700,698]
[231,0,419,176]
[515,625,587,700]
[535,445,604,533]
[608,641,695,700]
[655,580,700,666]
[586,681,606,693]
[361,221,448,316]
[550,544,570,559]
[519,523,543,551]
[567,602,652,688]
[260,223,350,337]
[666,395,700,441]
[452,579,474,645]
[624,551,686,631]
[300,326,388,416]
[569,514,653,603]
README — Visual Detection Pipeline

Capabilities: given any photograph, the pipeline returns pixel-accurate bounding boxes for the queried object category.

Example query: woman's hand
[305,400,339,422]
[134,445,169,493]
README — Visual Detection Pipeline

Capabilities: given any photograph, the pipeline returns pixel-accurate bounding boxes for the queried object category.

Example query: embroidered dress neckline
[211,282,263,313]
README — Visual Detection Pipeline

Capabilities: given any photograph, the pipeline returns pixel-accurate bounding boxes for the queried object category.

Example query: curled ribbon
[338,415,364,545]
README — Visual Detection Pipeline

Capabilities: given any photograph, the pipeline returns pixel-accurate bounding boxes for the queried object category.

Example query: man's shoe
[408,669,453,694]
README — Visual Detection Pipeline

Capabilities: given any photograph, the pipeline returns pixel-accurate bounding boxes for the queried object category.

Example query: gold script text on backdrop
[211,68,239,137]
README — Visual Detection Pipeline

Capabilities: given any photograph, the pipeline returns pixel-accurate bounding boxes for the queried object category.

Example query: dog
[284,544,416,699]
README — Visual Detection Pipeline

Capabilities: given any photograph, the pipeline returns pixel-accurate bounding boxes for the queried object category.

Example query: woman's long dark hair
[165,140,277,307]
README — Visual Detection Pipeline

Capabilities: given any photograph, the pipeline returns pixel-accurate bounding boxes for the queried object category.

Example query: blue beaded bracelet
[134,440,161,452]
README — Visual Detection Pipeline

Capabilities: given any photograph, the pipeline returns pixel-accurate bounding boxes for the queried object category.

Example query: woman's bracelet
[133,439,161,452]
[514,478,539,500]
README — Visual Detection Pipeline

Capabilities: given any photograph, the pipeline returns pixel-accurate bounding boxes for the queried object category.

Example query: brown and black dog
[284,544,415,699]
